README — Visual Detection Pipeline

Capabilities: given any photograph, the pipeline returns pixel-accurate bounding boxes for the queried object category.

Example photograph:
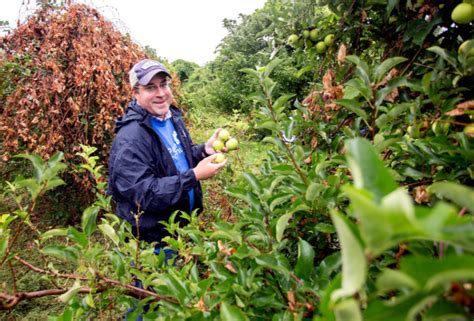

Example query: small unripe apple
[316,41,327,54]
[309,29,319,42]
[218,129,230,142]
[324,34,335,47]
[451,3,474,24]
[213,153,226,164]
[459,39,474,56]
[212,140,225,152]
[464,124,474,137]
[225,137,239,151]
[303,30,310,39]
[288,34,299,47]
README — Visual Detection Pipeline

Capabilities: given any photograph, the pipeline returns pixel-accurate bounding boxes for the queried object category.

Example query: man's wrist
[203,144,213,157]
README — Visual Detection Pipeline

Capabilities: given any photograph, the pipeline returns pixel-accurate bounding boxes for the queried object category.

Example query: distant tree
[171,59,200,83]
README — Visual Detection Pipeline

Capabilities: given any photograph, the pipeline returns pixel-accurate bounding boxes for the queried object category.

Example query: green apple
[324,34,335,47]
[225,137,239,151]
[451,3,474,24]
[316,41,327,54]
[303,30,310,39]
[213,153,226,164]
[212,140,225,152]
[288,34,299,47]
[309,29,319,42]
[464,124,474,137]
[218,129,230,141]
[459,39,474,56]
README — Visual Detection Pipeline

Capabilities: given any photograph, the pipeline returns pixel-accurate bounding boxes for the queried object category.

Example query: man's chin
[153,106,170,117]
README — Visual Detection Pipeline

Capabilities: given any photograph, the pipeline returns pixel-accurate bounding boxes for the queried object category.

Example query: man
[108,58,226,249]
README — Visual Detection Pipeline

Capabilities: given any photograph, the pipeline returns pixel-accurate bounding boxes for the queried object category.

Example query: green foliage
[2,0,474,320]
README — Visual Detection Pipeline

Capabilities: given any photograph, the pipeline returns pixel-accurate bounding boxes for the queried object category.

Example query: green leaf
[98,223,119,246]
[399,255,474,291]
[427,46,458,69]
[375,102,413,128]
[330,211,367,301]
[305,182,323,202]
[220,301,249,321]
[210,229,243,243]
[345,79,372,102]
[345,55,371,85]
[14,154,45,181]
[386,0,400,17]
[273,94,295,111]
[67,227,88,248]
[376,269,419,294]
[296,65,313,78]
[315,223,336,234]
[345,138,397,202]
[243,173,262,194]
[58,280,82,303]
[255,120,277,131]
[336,99,368,122]
[81,206,99,236]
[45,178,65,191]
[428,181,474,214]
[334,298,362,321]
[294,238,315,281]
[240,68,260,79]
[47,151,65,168]
[255,254,290,278]
[263,58,282,78]
[343,186,411,255]
[270,194,292,211]
[406,17,442,46]
[14,178,41,199]
[41,228,68,242]
[375,77,411,106]
[84,293,95,308]
[373,57,407,84]
[41,245,78,263]
[108,251,125,278]
[160,274,188,304]
[0,236,8,259]
[275,213,292,242]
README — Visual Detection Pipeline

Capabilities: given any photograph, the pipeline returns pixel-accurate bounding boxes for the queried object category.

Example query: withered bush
[0,4,183,218]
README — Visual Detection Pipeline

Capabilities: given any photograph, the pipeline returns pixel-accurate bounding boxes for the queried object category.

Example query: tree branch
[3,254,182,310]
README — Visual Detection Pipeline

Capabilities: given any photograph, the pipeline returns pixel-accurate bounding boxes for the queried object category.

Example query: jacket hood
[115,100,182,133]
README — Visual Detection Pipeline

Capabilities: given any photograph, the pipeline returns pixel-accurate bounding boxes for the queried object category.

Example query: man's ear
[132,87,139,97]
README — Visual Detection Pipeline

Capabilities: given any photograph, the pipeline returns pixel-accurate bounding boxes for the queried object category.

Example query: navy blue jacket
[107,100,207,244]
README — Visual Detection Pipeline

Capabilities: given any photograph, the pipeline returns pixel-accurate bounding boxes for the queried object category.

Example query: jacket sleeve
[110,141,198,212]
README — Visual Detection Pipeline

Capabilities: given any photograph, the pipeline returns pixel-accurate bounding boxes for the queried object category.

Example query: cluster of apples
[287,29,335,54]
[212,129,239,163]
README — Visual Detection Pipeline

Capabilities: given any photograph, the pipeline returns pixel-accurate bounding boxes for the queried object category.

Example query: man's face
[134,73,173,117]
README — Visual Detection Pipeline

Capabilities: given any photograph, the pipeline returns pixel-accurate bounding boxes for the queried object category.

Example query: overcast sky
[1,0,266,65]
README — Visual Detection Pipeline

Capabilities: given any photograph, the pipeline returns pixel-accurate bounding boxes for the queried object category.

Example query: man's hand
[204,128,228,155]
[193,154,227,180]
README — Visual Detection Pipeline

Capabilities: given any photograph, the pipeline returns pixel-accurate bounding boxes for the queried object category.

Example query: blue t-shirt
[150,117,194,213]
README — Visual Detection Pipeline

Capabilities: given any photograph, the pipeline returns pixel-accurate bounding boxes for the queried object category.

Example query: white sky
[1,0,266,65]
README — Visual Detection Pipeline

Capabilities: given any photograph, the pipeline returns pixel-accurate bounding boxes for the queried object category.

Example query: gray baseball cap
[129,59,171,88]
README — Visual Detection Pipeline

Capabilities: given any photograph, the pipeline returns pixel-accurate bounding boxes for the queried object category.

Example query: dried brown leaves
[0,4,146,163]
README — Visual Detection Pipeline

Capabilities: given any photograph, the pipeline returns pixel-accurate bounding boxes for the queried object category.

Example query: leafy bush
[1,0,473,320]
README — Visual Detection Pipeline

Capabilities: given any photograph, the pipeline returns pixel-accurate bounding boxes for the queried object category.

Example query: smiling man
[108,59,226,251]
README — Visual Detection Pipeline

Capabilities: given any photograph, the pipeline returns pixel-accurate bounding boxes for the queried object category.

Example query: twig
[8,261,17,294]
